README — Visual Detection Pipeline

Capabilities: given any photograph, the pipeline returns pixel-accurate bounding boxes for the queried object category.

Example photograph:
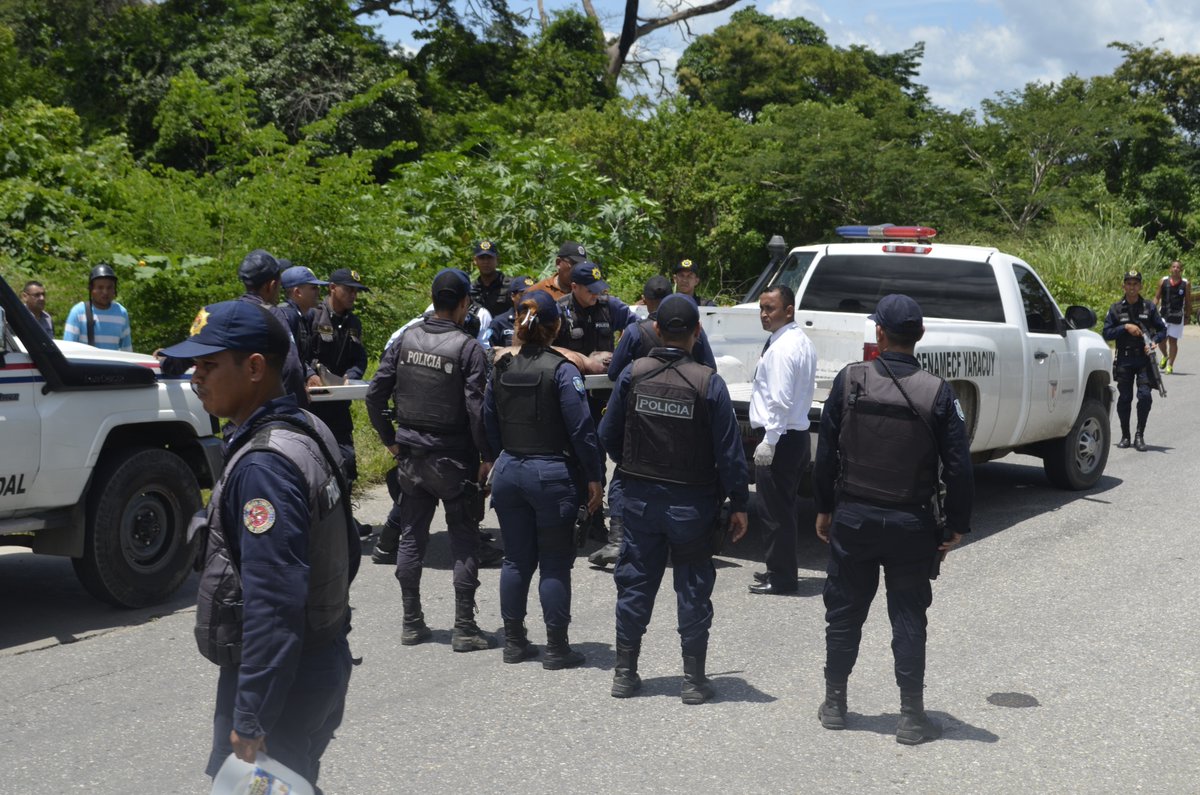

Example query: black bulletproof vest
[558,296,615,354]
[1160,278,1187,321]
[619,354,716,486]
[471,274,512,318]
[195,414,350,667]
[1111,299,1154,357]
[634,317,661,359]
[393,322,471,433]
[493,347,572,456]
[838,361,942,505]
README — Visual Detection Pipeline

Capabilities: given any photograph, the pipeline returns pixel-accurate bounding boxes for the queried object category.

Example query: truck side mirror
[1064,305,1096,330]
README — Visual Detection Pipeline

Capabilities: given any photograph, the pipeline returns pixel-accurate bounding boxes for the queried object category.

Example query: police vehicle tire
[71,447,202,608]
[1042,399,1109,491]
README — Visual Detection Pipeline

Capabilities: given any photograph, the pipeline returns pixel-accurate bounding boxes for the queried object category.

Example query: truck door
[0,311,40,513]
[1013,264,1078,442]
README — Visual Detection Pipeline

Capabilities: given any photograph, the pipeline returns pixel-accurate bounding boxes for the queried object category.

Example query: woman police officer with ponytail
[484,290,604,670]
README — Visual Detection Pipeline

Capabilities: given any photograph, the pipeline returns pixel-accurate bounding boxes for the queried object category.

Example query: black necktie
[761,337,772,356]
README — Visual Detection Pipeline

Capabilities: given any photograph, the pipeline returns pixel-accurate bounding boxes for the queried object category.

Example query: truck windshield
[798,254,1005,322]
[746,251,816,303]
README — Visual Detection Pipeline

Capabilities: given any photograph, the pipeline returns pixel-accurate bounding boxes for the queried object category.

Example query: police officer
[813,293,972,745]
[672,259,716,306]
[365,268,495,652]
[307,268,369,486]
[484,289,604,668]
[599,295,750,704]
[484,276,533,351]
[279,265,328,386]
[469,239,513,318]
[1103,270,1167,451]
[234,250,311,406]
[161,301,356,786]
[586,281,719,568]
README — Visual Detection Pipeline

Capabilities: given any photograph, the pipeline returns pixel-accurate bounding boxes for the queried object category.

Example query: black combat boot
[400,588,432,646]
[542,626,585,670]
[502,619,538,664]
[896,689,942,745]
[610,642,642,698]
[451,589,494,652]
[1134,431,1147,452]
[817,678,848,729]
[1116,433,1131,449]
[371,520,401,565]
[587,515,623,568]
[681,653,714,704]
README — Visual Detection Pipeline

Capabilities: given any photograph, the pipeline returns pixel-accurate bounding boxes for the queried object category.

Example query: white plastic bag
[210,752,315,795]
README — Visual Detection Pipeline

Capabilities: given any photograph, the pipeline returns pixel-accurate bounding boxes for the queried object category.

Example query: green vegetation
[3,0,1199,485]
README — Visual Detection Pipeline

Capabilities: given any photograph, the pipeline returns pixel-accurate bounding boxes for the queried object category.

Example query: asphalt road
[2,346,1198,793]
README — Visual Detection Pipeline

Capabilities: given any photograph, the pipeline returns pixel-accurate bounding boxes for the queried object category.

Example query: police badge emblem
[243,498,276,533]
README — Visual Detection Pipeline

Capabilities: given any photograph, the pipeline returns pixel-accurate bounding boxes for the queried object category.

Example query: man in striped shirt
[62,264,132,351]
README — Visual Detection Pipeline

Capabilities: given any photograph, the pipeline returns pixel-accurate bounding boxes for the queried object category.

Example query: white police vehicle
[0,275,223,606]
[702,225,1115,490]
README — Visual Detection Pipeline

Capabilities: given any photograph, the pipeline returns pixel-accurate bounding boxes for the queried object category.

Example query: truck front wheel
[72,447,202,607]
[1042,399,1109,490]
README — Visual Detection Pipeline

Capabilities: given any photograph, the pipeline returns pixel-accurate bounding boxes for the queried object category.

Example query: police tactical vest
[471,274,512,318]
[393,321,471,433]
[558,296,615,354]
[619,354,716,486]
[195,413,350,667]
[838,361,943,505]
[493,347,572,456]
[309,301,361,374]
[1111,299,1154,357]
[1159,278,1188,322]
[634,317,662,359]
[285,300,312,359]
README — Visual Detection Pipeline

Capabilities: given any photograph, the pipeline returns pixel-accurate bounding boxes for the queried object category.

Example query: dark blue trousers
[206,634,353,785]
[822,500,936,691]
[490,453,580,629]
[394,454,479,591]
[614,478,718,657]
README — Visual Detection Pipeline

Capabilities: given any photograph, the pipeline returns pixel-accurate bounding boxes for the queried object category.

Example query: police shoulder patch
[572,375,586,394]
[243,498,276,534]
[953,399,965,422]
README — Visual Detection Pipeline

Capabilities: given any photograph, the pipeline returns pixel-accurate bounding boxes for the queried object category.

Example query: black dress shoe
[749,580,799,595]
[753,571,770,584]
[1134,432,1147,452]
[1116,436,1131,449]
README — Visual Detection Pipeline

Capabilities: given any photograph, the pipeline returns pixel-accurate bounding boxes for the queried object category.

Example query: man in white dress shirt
[748,284,817,595]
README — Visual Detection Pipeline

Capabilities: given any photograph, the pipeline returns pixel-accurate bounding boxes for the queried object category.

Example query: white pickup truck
[699,226,1115,490]
[0,274,224,607]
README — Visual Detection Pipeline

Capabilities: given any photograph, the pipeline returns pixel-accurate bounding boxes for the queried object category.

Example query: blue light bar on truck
[835,224,937,240]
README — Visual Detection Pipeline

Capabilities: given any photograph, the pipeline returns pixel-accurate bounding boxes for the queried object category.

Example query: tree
[1111,42,1200,141]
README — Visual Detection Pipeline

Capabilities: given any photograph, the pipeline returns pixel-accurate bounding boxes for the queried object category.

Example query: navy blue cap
[521,289,560,324]
[281,266,328,289]
[1123,270,1142,283]
[656,293,699,333]
[432,268,470,302]
[869,294,924,335]
[674,258,700,275]
[509,275,534,295]
[474,240,498,258]
[643,275,672,301]
[557,241,588,263]
[238,249,281,286]
[161,301,291,359]
[570,261,609,294]
[328,268,370,291]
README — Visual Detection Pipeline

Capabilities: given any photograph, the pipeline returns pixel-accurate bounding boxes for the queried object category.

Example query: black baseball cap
[238,249,281,287]
[474,240,498,258]
[570,261,609,294]
[869,294,924,336]
[432,268,470,302]
[674,258,700,275]
[557,241,588,263]
[643,275,672,301]
[656,294,700,332]
[161,301,291,359]
[1123,270,1143,283]
[328,268,370,291]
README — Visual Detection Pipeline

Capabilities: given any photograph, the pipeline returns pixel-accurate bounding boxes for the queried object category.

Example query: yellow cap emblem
[592,267,602,280]
[351,270,362,282]
[680,259,693,269]
[480,240,492,250]
[190,308,210,336]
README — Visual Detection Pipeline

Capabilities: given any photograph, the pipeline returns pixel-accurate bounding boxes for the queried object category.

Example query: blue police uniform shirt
[607,317,718,380]
[813,351,973,535]
[600,348,749,513]
[1102,297,1167,354]
[559,295,637,349]
[483,354,605,484]
[486,308,517,349]
[217,394,351,738]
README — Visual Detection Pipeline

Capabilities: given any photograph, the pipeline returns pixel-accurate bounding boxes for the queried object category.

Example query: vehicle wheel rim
[1075,417,1103,475]
[120,488,177,570]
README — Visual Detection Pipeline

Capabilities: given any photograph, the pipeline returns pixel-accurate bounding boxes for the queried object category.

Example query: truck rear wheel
[72,447,202,607]
[1042,399,1109,490]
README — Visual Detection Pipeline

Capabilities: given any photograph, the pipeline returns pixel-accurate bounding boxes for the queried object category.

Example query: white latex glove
[753,440,775,467]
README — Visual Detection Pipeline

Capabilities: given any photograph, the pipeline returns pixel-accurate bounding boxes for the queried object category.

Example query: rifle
[1136,321,1167,398]
[929,482,950,580]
